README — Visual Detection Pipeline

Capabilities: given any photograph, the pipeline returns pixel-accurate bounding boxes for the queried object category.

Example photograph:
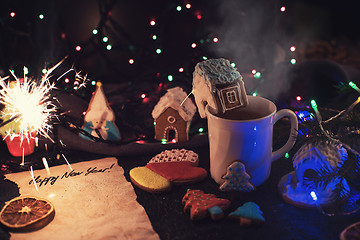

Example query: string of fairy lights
[2,1,357,137]
[1,0,299,100]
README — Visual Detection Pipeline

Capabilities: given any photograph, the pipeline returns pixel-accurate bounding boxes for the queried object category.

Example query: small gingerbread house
[152,87,196,143]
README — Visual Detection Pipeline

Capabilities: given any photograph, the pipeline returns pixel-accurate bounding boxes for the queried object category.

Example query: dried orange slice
[340,221,360,240]
[0,196,55,232]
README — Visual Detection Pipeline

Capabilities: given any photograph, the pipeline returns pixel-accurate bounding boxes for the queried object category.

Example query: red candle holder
[4,131,37,157]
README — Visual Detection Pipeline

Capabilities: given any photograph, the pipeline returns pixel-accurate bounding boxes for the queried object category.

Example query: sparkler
[62,154,73,171]
[30,166,39,191]
[21,148,25,166]
[42,157,51,175]
[0,61,62,143]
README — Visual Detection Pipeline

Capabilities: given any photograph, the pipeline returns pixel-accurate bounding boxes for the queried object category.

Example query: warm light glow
[129,58,135,64]
[0,66,58,141]
[186,3,191,9]
[296,96,301,101]
[179,67,184,73]
[150,20,156,26]
[290,46,296,52]
[191,43,197,48]
[75,45,81,51]
[10,12,15,17]
[280,6,286,12]
[213,37,219,43]
[196,12,202,20]
[141,93,146,99]
[251,69,257,74]
[64,78,70,83]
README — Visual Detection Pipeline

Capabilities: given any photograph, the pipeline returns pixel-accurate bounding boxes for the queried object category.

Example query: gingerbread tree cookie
[228,202,265,226]
[182,189,231,220]
[219,161,255,192]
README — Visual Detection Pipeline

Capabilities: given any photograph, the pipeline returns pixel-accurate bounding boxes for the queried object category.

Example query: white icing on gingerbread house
[192,58,248,118]
[152,87,196,143]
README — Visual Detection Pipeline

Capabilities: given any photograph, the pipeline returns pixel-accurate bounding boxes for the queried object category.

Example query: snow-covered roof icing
[293,141,347,168]
[152,87,196,122]
[84,82,115,122]
[193,58,243,93]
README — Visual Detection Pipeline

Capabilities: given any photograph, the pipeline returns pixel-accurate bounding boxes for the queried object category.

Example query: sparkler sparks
[0,64,59,143]
[42,157,51,175]
[30,166,39,191]
[62,154,73,171]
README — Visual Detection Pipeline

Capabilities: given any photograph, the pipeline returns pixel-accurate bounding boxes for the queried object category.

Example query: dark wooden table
[1,131,359,240]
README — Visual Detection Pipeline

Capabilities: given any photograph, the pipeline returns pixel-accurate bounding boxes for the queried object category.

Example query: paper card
[5,157,159,240]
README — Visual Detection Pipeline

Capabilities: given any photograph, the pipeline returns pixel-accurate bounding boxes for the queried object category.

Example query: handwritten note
[28,163,115,187]
[5,157,159,240]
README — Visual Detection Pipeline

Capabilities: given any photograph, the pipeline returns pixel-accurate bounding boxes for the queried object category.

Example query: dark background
[1,0,359,102]
[1,1,360,239]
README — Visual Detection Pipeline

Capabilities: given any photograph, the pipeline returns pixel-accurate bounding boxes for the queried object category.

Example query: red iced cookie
[130,149,207,193]
[182,189,231,220]
[146,161,207,185]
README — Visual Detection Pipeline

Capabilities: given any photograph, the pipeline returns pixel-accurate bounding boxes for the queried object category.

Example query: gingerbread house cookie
[152,87,196,143]
[192,58,248,118]
[278,141,350,208]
